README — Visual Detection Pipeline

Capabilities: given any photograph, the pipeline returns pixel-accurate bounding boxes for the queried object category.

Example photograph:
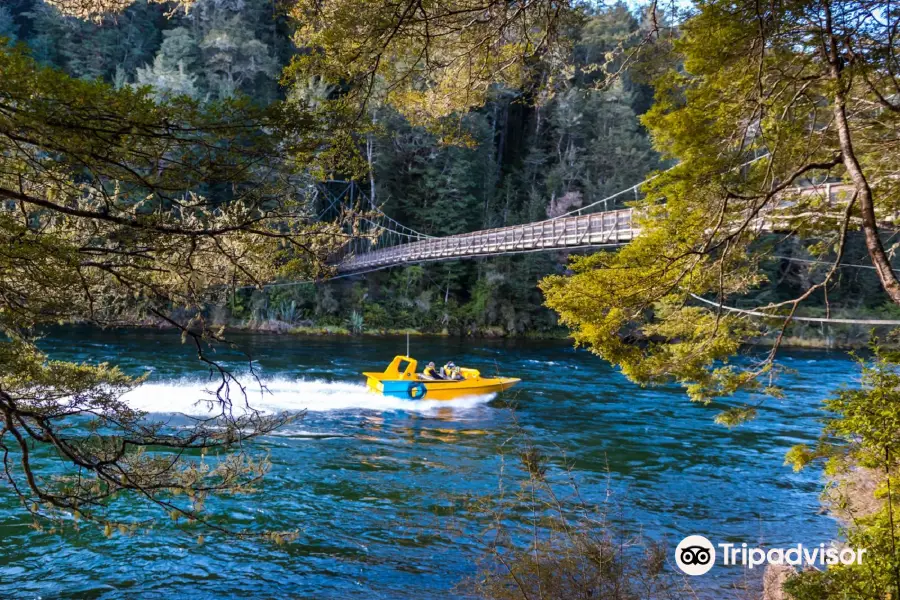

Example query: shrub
[348,310,364,335]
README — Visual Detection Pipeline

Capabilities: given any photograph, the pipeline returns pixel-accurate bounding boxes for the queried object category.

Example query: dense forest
[3,0,897,342]
[0,0,664,336]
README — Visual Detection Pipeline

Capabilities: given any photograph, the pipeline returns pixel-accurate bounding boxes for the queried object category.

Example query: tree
[194,2,280,101]
[540,0,900,595]
[25,0,164,80]
[287,0,573,128]
[135,53,200,98]
[785,345,900,599]
[0,43,343,534]
[0,6,20,42]
[284,0,670,139]
[135,27,201,98]
[542,0,900,420]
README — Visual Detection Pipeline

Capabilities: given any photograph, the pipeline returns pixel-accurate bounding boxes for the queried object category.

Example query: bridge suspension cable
[689,293,900,325]
[314,179,432,239]
[245,155,785,286]
[319,180,436,271]
[332,154,786,272]
[549,153,771,220]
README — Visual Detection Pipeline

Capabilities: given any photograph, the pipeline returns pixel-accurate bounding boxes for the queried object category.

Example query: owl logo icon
[675,535,716,576]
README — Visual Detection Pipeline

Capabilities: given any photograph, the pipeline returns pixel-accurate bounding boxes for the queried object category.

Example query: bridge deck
[336,182,854,273]
[337,209,636,272]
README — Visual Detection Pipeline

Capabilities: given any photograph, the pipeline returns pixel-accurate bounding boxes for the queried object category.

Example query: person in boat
[422,361,442,380]
[442,361,463,380]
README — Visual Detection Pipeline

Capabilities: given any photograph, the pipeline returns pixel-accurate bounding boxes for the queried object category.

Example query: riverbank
[283,325,570,340]
[135,313,574,340]
[133,313,898,348]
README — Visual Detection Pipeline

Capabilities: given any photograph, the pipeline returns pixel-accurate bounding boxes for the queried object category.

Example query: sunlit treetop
[44,0,191,21]
[286,0,671,132]
[543,0,900,425]
[45,0,670,136]
[288,0,566,127]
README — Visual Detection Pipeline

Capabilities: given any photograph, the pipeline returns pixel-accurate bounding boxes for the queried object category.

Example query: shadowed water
[0,328,853,598]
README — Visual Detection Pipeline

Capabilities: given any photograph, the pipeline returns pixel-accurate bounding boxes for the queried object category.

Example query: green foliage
[783,345,900,598]
[347,310,364,335]
[0,23,336,532]
[287,0,570,129]
[362,302,390,329]
[541,0,900,419]
[134,27,200,99]
[0,337,139,407]
[541,243,766,409]
[21,0,286,104]
[0,7,19,42]
[25,0,164,79]
[713,406,758,428]
[277,299,298,323]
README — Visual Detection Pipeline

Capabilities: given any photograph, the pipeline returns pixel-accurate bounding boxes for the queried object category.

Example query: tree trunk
[825,4,900,304]
[833,104,900,302]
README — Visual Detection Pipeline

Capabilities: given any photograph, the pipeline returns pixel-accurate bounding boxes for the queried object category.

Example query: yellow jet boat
[363,356,520,401]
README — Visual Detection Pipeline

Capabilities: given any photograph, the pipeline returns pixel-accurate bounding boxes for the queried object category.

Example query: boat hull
[362,356,520,401]
[366,375,520,401]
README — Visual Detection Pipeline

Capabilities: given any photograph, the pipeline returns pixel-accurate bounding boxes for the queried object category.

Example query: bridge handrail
[339,209,639,272]
[549,154,772,220]
[405,208,634,242]
[339,154,863,273]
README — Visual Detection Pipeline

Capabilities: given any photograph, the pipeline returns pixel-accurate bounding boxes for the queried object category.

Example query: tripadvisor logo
[674,534,868,576]
[675,535,716,576]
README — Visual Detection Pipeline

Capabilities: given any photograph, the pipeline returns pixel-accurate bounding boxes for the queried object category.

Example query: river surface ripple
[0,328,852,598]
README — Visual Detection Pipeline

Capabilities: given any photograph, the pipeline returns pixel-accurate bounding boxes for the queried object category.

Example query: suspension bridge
[319,176,852,275]
[338,209,636,272]
[321,175,654,274]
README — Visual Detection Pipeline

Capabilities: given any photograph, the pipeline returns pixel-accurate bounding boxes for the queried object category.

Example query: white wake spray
[121,376,495,416]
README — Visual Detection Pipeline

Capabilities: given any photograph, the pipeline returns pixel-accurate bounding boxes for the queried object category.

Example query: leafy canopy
[0,40,343,534]
[543,0,900,424]
[784,346,900,599]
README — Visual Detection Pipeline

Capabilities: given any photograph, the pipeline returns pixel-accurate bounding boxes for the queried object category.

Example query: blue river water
[0,328,855,598]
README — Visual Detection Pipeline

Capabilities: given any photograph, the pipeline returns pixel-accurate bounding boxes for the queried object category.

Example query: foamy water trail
[121,376,494,416]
